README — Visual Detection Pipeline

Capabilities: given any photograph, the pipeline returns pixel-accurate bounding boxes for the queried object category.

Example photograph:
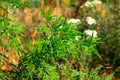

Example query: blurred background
[0,0,120,79]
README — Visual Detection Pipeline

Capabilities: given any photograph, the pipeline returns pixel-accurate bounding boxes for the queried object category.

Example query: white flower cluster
[67,18,81,24]
[92,0,102,5]
[75,36,81,40]
[81,0,102,8]
[59,19,81,29]
[86,17,96,25]
[59,26,63,29]
[84,1,94,7]
[84,30,97,38]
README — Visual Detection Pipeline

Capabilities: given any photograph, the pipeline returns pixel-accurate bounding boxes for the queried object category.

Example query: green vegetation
[0,0,119,80]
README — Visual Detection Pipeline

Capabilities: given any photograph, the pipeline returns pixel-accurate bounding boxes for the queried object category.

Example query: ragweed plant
[19,11,101,79]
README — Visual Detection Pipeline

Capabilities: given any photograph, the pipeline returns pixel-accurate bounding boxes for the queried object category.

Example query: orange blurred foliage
[0,2,8,18]
[0,46,19,70]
